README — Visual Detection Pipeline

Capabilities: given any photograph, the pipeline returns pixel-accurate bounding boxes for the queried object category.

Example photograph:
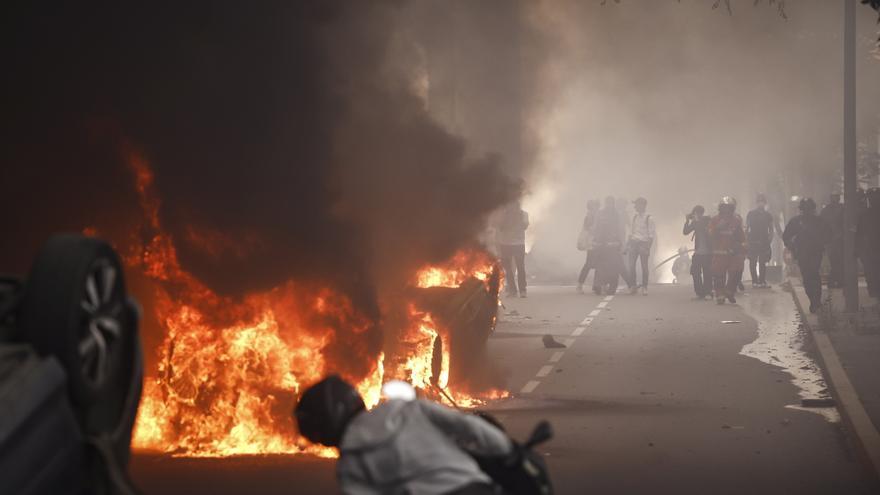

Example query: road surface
[130,284,878,494]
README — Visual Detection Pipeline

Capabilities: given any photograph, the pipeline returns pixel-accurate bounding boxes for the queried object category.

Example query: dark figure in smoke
[496,202,529,298]
[819,193,845,288]
[709,197,746,305]
[746,193,777,288]
[683,205,712,300]
[576,199,601,294]
[625,197,656,295]
[295,376,511,495]
[783,198,832,313]
[856,188,880,302]
[593,196,626,295]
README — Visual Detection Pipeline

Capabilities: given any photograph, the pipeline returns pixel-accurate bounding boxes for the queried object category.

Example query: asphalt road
[130,284,878,494]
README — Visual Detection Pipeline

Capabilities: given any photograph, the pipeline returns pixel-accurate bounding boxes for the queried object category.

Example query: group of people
[681,195,778,306]
[576,188,880,312]
[576,196,657,296]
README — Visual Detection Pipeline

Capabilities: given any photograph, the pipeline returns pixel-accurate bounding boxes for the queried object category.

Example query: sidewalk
[789,279,880,478]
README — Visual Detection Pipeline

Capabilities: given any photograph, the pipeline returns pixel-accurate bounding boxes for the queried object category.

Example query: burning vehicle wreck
[0,233,512,494]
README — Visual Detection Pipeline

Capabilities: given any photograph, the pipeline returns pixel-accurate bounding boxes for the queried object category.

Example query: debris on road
[542,334,566,349]
[801,398,836,408]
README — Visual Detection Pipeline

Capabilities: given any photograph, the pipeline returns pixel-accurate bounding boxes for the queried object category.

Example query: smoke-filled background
[3,1,880,347]
[521,0,880,283]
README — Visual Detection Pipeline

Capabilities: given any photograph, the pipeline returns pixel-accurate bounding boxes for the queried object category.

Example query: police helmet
[719,196,737,213]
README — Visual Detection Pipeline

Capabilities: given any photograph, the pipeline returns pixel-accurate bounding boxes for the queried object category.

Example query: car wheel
[19,234,135,433]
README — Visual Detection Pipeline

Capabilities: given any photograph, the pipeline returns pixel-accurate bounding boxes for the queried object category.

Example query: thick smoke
[3,3,525,316]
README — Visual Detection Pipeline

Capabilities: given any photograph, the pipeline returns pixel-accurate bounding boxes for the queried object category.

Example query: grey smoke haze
[518,0,880,282]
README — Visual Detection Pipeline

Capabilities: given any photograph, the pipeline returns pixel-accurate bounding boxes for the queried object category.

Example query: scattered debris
[801,398,836,408]
[542,334,566,349]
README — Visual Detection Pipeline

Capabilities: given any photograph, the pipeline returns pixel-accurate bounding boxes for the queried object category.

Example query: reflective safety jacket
[708,213,745,256]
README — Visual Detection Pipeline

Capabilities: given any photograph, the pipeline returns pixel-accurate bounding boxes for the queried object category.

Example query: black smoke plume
[3,1,520,314]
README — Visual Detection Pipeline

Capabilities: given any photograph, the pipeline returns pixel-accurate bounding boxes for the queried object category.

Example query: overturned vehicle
[0,235,143,495]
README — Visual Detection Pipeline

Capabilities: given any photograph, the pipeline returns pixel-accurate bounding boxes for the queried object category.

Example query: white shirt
[630,212,656,242]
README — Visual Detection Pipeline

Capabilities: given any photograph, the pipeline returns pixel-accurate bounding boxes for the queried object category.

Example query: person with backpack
[783,198,832,313]
[683,204,712,300]
[576,199,601,294]
[625,197,656,295]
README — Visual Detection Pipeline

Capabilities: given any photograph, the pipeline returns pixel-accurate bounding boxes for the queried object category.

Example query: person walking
[593,196,626,295]
[709,197,746,305]
[625,197,656,295]
[577,199,601,294]
[820,193,845,288]
[683,204,712,300]
[746,193,776,288]
[496,202,529,298]
[856,188,880,303]
[783,198,832,313]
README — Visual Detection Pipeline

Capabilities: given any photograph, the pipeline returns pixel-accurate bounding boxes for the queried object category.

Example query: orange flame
[124,150,506,458]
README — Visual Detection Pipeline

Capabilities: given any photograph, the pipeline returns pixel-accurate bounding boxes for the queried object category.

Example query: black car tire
[18,234,136,434]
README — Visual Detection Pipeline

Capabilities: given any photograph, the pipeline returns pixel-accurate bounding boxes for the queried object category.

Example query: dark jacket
[683,216,711,255]
[746,208,775,246]
[783,214,831,259]
[593,208,623,247]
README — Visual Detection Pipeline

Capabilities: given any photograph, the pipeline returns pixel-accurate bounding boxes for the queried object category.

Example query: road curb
[788,279,880,480]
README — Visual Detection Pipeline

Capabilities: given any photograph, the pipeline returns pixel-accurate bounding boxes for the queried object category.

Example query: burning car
[0,235,143,495]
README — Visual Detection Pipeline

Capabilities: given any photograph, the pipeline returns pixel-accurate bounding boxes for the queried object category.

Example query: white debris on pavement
[740,291,840,423]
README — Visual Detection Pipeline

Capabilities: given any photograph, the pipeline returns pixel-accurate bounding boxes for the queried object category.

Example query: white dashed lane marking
[519,293,614,394]
[520,380,540,394]
[536,365,554,377]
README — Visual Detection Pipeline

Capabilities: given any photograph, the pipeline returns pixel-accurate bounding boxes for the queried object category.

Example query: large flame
[124,150,506,457]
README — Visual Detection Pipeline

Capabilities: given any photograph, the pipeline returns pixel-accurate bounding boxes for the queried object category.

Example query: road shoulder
[788,279,880,480]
